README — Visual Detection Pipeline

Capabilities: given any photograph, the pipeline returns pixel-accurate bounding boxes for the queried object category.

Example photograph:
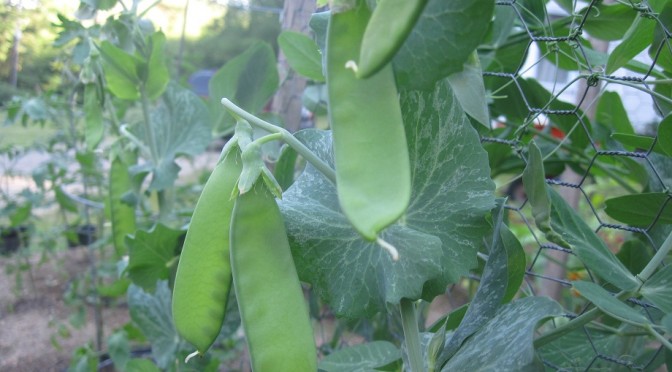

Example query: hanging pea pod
[326,0,412,240]
[357,0,429,79]
[230,180,317,371]
[109,152,137,258]
[172,148,242,355]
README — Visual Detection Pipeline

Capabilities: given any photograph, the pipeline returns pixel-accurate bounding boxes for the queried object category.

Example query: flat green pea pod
[357,0,428,78]
[172,148,242,355]
[230,181,317,372]
[327,0,412,241]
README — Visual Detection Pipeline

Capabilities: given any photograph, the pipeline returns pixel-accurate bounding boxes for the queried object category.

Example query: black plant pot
[0,226,30,255]
[66,224,98,248]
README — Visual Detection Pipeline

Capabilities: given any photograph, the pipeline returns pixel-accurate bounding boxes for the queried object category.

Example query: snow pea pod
[230,181,317,372]
[172,149,242,354]
[358,0,428,78]
[326,1,411,240]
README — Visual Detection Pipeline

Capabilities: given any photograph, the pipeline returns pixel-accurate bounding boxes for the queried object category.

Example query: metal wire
[483,0,672,369]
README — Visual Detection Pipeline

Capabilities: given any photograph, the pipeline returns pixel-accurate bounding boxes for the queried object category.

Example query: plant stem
[534,291,630,348]
[139,86,159,164]
[221,98,337,184]
[600,77,672,105]
[645,324,672,351]
[400,298,424,372]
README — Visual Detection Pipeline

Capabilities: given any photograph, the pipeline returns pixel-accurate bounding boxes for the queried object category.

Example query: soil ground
[0,246,130,372]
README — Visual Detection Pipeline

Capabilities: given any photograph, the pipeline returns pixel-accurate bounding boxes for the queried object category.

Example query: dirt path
[0,247,129,372]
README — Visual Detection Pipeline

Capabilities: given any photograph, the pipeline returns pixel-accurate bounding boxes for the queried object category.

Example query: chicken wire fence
[475,0,672,370]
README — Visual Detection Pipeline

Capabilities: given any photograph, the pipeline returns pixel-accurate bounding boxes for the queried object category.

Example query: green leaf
[522,141,571,248]
[127,281,179,370]
[278,31,324,82]
[604,193,672,226]
[55,186,78,213]
[144,32,170,100]
[641,265,672,313]
[611,132,668,155]
[274,144,298,191]
[280,82,495,317]
[209,42,279,132]
[394,0,495,90]
[659,115,672,157]
[580,3,637,41]
[523,79,592,150]
[596,91,634,135]
[437,204,525,365]
[573,281,650,325]
[107,330,130,371]
[98,41,143,100]
[9,202,31,227]
[126,224,183,291]
[649,1,672,71]
[109,154,137,257]
[84,83,103,150]
[447,52,490,128]
[617,239,652,275]
[606,15,656,74]
[500,224,526,304]
[538,328,633,369]
[548,188,639,291]
[146,82,211,190]
[318,341,401,372]
[442,297,562,371]
[125,359,160,372]
[662,313,672,333]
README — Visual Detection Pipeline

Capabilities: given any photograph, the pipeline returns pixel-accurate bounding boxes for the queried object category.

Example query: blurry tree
[0,0,62,101]
[169,0,282,77]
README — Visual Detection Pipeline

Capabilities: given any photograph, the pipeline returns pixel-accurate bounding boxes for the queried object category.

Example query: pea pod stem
[376,237,399,261]
[221,98,336,184]
[400,298,424,372]
[221,98,403,261]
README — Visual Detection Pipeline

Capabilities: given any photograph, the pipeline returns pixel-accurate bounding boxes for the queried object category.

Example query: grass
[0,122,56,148]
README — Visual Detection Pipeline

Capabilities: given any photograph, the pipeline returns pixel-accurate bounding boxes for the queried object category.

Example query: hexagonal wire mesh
[480,0,672,370]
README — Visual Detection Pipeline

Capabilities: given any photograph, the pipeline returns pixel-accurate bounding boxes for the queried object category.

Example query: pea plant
[11,0,671,370]
[167,0,672,371]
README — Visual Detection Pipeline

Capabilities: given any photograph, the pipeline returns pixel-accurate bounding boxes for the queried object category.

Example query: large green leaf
[641,265,672,313]
[146,82,211,190]
[649,1,672,72]
[580,2,637,41]
[596,91,634,135]
[318,341,401,372]
[83,83,103,150]
[437,204,526,365]
[573,281,650,325]
[548,188,639,291]
[659,115,672,157]
[208,42,279,132]
[144,32,170,100]
[604,193,672,226]
[126,224,183,291]
[127,281,179,369]
[394,0,494,90]
[606,15,656,74]
[99,40,143,100]
[538,328,631,369]
[279,82,495,317]
[278,31,324,82]
[442,297,562,371]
